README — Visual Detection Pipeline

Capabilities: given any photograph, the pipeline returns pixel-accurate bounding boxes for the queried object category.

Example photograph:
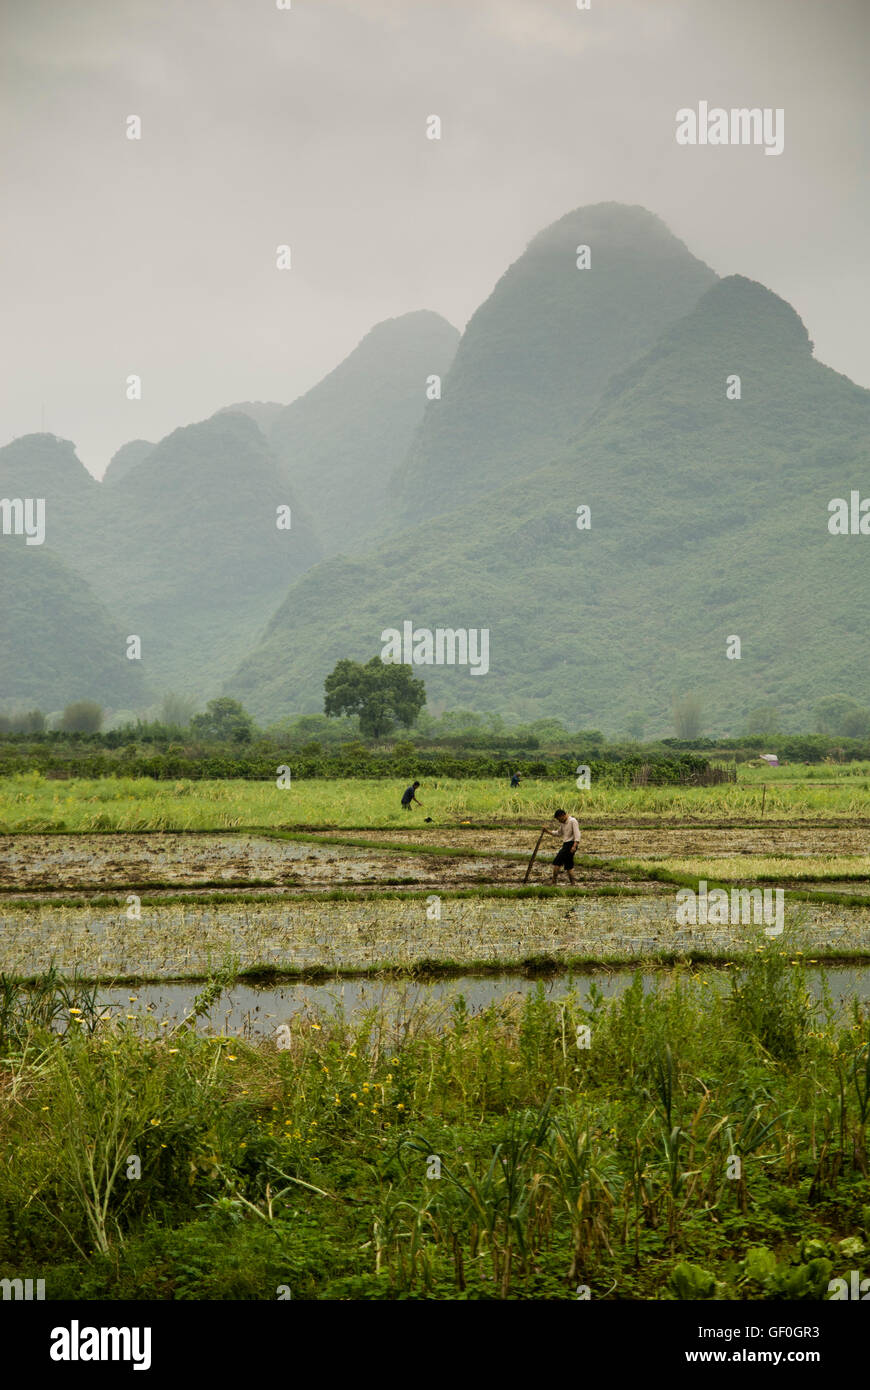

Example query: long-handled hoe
[522,828,547,884]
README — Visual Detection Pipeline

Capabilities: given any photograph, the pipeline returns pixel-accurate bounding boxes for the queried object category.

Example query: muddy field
[2,826,869,980]
[0,832,659,895]
[2,893,868,979]
[4,827,869,898]
[0,833,509,891]
[331,825,870,856]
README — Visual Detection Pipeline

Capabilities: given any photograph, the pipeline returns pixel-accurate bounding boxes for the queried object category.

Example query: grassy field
[1,951,868,1299]
[2,771,870,832]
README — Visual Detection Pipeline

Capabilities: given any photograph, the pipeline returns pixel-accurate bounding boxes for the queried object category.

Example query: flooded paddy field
[2,891,869,980]
[2,827,870,982]
[95,964,870,1039]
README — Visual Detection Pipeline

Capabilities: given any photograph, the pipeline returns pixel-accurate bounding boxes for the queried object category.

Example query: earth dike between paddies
[2,893,869,982]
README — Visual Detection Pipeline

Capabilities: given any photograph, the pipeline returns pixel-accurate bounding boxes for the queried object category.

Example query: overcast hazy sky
[2,0,868,476]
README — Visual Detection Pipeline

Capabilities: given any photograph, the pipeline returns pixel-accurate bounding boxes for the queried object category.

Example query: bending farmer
[401,780,422,811]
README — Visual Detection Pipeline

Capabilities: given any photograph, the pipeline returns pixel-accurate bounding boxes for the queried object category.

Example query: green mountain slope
[216,402,285,434]
[0,542,149,711]
[226,271,870,734]
[0,434,100,570]
[393,203,718,521]
[97,411,323,698]
[268,310,459,554]
[0,308,456,708]
[102,440,155,485]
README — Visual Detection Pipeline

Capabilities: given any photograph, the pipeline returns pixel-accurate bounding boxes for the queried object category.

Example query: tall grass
[2,772,869,833]
[0,950,868,1298]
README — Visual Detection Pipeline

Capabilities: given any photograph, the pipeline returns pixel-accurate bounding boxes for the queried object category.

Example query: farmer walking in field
[546,808,581,885]
[401,780,422,811]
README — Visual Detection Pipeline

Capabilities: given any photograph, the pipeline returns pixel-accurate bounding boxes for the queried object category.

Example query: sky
[2,0,868,477]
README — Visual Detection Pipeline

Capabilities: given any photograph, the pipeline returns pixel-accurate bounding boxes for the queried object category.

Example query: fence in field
[631,762,737,788]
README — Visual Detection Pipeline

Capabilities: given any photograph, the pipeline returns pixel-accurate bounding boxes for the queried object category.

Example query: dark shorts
[554,844,576,869]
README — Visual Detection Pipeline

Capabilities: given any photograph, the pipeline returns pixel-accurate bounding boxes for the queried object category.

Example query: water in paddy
[100,965,870,1040]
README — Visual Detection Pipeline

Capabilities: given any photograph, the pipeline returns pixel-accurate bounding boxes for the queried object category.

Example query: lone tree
[60,700,104,733]
[190,697,254,744]
[745,704,781,737]
[814,694,869,738]
[159,692,197,729]
[672,694,703,741]
[324,657,426,739]
[624,712,646,741]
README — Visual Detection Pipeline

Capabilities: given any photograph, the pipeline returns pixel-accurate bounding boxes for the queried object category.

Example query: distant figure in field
[510,772,521,788]
[545,808,580,885]
[401,780,422,811]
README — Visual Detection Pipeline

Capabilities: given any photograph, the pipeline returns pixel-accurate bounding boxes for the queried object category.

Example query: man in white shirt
[546,808,581,885]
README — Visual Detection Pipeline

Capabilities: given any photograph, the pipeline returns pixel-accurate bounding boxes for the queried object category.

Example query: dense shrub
[0,746,713,783]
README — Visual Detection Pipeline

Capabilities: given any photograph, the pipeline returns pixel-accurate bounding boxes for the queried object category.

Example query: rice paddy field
[2,772,870,1301]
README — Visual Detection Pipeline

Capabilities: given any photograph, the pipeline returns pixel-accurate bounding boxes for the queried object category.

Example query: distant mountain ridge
[102,440,155,485]
[225,216,870,734]
[216,402,286,435]
[4,202,868,733]
[393,204,717,521]
[268,310,459,555]
[98,411,323,697]
[0,311,457,710]
[0,541,148,710]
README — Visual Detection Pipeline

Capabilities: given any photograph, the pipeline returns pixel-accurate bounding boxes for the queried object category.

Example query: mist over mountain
[0,308,456,712]
[0,432,123,610]
[0,542,149,710]
[4,204,868,732]
[0,414,321,708]
[102,440,155,485]
[100,411,322,697]
[393,204,718,522]
[226,244,870,734]
[268,310,459,555]
[0,434,99,558]
[215,402,286,435]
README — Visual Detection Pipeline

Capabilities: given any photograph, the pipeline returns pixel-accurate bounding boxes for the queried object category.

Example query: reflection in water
[95,966,870,1040]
